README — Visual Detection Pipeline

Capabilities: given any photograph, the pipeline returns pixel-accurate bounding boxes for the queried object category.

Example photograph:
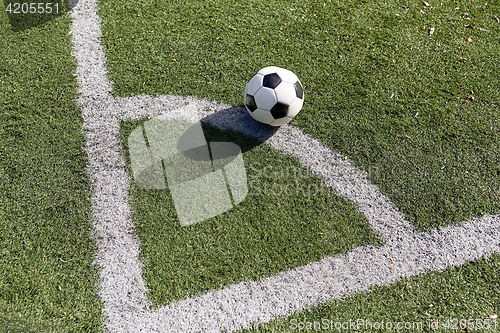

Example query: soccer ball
[244,66,304,126]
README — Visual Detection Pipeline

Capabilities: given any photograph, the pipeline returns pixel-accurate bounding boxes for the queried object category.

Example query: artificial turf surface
[243,253,500,333]
[120,120,383,307]
[99,0,500,230]
[0,0,498,331]
[100,0,500,327]
[0,6,103,333]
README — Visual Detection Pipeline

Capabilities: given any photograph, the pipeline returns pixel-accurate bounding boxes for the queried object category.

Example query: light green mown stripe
[242,254,500,333]
[120,120,383,308]
[99,0,500,230]
[0,11,103,333]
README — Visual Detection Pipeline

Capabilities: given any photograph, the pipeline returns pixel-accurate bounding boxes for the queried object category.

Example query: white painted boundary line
[69,0,500,332]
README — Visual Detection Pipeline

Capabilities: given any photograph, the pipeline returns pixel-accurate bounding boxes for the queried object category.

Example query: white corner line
[69,1,500,332]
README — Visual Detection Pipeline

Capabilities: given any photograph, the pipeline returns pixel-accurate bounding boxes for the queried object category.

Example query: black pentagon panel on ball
[263,73,282,89]
[245,94,257,112]
[270,102,288,119]
[294,81,304,99]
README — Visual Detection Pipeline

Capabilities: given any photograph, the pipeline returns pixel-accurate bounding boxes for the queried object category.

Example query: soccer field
[1,0,499,332]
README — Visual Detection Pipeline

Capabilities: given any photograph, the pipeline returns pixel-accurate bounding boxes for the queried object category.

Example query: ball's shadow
[200,106,278,155]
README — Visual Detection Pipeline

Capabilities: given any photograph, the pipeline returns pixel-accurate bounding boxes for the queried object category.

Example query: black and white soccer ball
[244,66,304,126]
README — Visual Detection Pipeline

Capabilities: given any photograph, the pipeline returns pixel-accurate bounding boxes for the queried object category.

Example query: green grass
[0,8,102,333]
[1,0,499,330]
[99,0,500,230]
[120,120,382,307]
[242,253,500,332]
[101,0,500,327]
[4,0,69,32]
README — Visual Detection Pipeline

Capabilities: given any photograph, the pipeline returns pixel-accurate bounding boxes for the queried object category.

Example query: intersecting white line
[69,0,500,332]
